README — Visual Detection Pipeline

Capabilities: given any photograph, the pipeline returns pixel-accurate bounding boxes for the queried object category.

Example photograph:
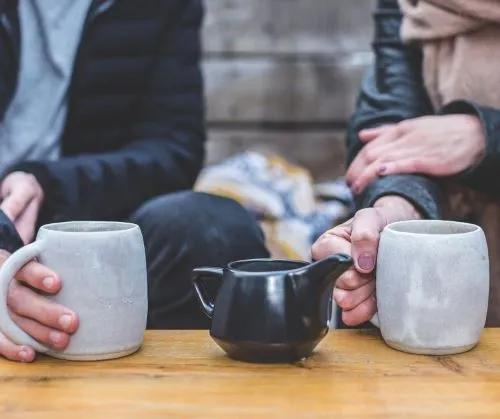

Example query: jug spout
[305,253,353,292]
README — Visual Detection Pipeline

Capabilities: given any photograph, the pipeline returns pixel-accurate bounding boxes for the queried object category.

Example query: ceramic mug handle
[0,241,49,353]
[370,312,380,328]
[192,268,223,319]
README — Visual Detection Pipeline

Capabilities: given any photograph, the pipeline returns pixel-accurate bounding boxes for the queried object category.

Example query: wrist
[373,195,423,220]
[457,115,485,167]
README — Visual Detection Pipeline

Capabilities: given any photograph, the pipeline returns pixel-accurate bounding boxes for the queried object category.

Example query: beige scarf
[398,1,500,327]
[398,0,500,110]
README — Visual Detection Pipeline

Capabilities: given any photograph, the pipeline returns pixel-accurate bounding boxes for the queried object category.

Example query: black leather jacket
[348,0,500,218]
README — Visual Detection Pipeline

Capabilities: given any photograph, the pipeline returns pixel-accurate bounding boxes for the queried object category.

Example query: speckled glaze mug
[0,221,148,361]
[372,220,489,355]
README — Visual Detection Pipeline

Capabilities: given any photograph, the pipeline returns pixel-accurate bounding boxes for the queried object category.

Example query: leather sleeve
[346,0,443,219]
[441,100,500,198]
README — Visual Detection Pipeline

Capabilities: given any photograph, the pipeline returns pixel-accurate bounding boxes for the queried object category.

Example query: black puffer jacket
[0,0,205,251]
[348,0,500,217]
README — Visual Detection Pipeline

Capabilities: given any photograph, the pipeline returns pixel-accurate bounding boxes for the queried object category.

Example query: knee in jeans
[131,191,263,245]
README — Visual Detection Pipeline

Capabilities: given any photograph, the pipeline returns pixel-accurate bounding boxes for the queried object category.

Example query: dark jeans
[130,191,270,329]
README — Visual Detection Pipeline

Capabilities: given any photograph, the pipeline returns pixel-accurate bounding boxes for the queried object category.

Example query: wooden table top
[1,329,500,418]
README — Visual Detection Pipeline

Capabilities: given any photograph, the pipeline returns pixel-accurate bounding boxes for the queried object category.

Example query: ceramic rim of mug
[41,221,138,234]
[385,219,481,237]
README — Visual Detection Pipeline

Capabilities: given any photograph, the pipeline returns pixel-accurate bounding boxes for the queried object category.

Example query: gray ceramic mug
[0,221,148,361]
[372,220,489,355]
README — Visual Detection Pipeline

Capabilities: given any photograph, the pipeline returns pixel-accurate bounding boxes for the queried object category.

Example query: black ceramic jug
[192,254,352,363]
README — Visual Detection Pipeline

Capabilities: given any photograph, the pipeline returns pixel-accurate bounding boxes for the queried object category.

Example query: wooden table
[1,329,500,418]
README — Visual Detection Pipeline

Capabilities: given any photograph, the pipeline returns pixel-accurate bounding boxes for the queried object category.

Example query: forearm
[8,136,204,224]
[347,0,442,219]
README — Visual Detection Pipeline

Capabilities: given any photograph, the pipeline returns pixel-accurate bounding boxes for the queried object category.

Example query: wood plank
[203,0,377,55]
[1,330,500,418]
[205,129,347,180]
[204,54,371,123]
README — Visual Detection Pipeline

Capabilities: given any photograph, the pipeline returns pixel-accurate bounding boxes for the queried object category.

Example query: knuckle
[363,148,377,163]
[333,287,350,307]
[411,158,425,171]
[26,174,37,184]
[337,295,353,310]
[7,284,25,313]
[397,120,411,133]
[311,238,332,260]
[351,227,379,244]
[338,270,363,290]
[356,208,373,218]
[311,241,323,260]
[27,175,42,194]
[8,197,24,210]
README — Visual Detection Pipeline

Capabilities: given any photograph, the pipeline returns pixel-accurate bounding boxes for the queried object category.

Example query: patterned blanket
[195,151,354,261]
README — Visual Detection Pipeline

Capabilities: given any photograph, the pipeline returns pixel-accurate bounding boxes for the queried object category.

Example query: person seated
[0,0,269,363]
[312,0,500,328]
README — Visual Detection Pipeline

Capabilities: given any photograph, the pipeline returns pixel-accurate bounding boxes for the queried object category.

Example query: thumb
[350,208,384,274]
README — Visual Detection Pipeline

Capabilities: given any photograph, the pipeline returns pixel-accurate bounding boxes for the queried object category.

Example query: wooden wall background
[202,0,377,180]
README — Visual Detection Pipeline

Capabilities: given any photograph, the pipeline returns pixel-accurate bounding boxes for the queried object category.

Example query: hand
[346,115,486,194]
[0,172,44,244]
[311,196,421,326]
[0,250,78,362]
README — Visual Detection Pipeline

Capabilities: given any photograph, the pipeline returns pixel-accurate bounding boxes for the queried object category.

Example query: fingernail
[358,254,374,271]
[352,182,360,194]
[18,349,32,362]
[58,314,73,330]
[42,276,55,290]
[378,165,387,174]
[50,330,63,345]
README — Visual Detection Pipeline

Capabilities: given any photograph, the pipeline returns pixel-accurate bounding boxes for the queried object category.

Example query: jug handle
[191,268,223,319]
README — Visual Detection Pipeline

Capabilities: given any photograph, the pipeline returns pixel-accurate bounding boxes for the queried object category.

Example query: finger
[335,268,372,291]
[15,260,61,294]
[346,128,401,186]
[350,142,418,194]
[359,124,395,142]
[0,189,34,222]
[8,283,78,333]
[0,331,36,362]
[311,224,352,261]
[334,279,375,311]
[350,161,381,195]
[350,209,384,274]
[10,311,70,350]
[377,157,430,177]
[342,294,377,326]
[15,199,40,244]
